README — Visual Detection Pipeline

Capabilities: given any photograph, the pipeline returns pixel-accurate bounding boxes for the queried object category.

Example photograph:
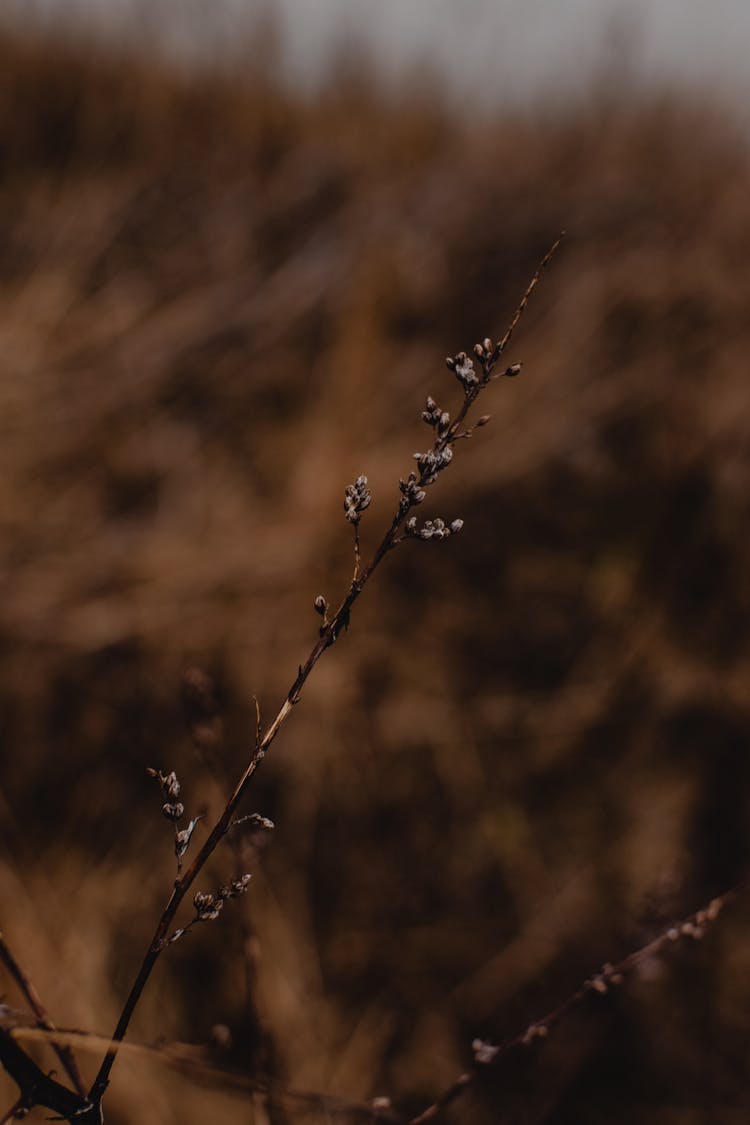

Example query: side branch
[0,934,85,1097]
[408,885,740,1125]
[0,1027,100,1124]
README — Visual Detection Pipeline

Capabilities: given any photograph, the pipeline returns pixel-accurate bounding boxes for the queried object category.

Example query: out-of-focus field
[2,24,750,1124]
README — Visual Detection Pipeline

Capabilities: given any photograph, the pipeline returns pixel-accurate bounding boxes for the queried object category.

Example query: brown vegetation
[2,23,750,1124]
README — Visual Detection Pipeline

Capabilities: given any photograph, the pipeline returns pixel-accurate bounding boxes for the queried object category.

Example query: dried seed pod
[451,352,478,390]
[314,595,327,616]
[162,802,185,821]
[194,892,223,921]
[414,447,453,486]
[227,873,252,897]
[175,815,203,861]
[472,1039,498,1065]
[344,475,372,524]
[421,396,443,426]
[148,767,182,801]
[162,772,180,800]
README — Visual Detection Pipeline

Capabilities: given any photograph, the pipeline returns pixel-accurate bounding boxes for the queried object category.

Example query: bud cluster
[193,891,223,922]
[193,874,253,922]
[421,396,451,437]
[232,812,275,833]
[521,1023,549,1046]
[405,516,464,541]
[472,1038,499,1066]
[446,343,522,393]
[413,447,453,486]
[472,336,497,362]
[147,769,184,821]
[313,594,327,617]
[666,900,722,943]
[147,767,202,869]
[445,351,479,392]
[586,961,625,995]
[399,472,427,512]
[344,475,372,524]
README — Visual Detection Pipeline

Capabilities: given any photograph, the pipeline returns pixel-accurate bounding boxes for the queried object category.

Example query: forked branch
[408,885,740,1124]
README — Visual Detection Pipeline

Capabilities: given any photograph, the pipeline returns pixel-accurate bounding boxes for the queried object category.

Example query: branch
[0,1026,100,1124]
[86,235,565,1107]
[3,1022,399,1122]
[1,886,739,1124]
[408,885,741,1124]
[0,1098,26,1125]
[0,933,85,1098]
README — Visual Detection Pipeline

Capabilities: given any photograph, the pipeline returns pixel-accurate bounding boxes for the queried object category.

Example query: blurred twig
[0,1025,99,1123]
[0,932,85,1097]
[0,1097,26,1125]
[408,884,741,1124]
[1,1022,398,1121]
[0,881,741,1124]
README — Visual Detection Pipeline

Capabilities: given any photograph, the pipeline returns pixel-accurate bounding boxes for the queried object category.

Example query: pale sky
[8,0,750,116]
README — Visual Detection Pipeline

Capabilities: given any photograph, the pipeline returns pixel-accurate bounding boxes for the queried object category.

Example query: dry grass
[2,23,750,1124]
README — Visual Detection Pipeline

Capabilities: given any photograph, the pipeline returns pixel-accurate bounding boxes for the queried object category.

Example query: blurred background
[2,2,750,1122]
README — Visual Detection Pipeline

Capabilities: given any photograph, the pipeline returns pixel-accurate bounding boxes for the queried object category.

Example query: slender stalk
[89,496,410,1101]
[89,235,565,1106]
[0,933,85,1097]
[0,1097,26,1125]
[407,885,740,1125]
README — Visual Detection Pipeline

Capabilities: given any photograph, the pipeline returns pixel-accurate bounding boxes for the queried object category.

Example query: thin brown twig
[0,933,86,1097]
[495,232,565,358]
[0,1026,98,1124]
[407,884,741,1125]
[0,1096,26,1125]
[3,1023,398,1121]
[13,879,738,1125]
[87,234,565,1108]
[353,522,361,582]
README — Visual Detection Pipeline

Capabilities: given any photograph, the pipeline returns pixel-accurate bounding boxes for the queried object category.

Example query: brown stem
[0,934,85,1097]
[88,234,565,1106]
[0,1026,100,1123]
[89,506,407,1103]
[353,522,361,581]
[495,232,565,358]
[0,1097,25,1125]
[407,884,739,1125]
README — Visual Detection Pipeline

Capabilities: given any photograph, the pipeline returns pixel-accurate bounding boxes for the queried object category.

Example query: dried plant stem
[0,933,85,1097]
[353,523,361,581]
[3,882,741,1124]
[496,233,564,356]
[88,236,565,1107]
[407,885,741,1125]
[0,1097,26,1125]
[88,459,416,1101]
[0,1025,97,1122]
[4,1023,398,1121]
